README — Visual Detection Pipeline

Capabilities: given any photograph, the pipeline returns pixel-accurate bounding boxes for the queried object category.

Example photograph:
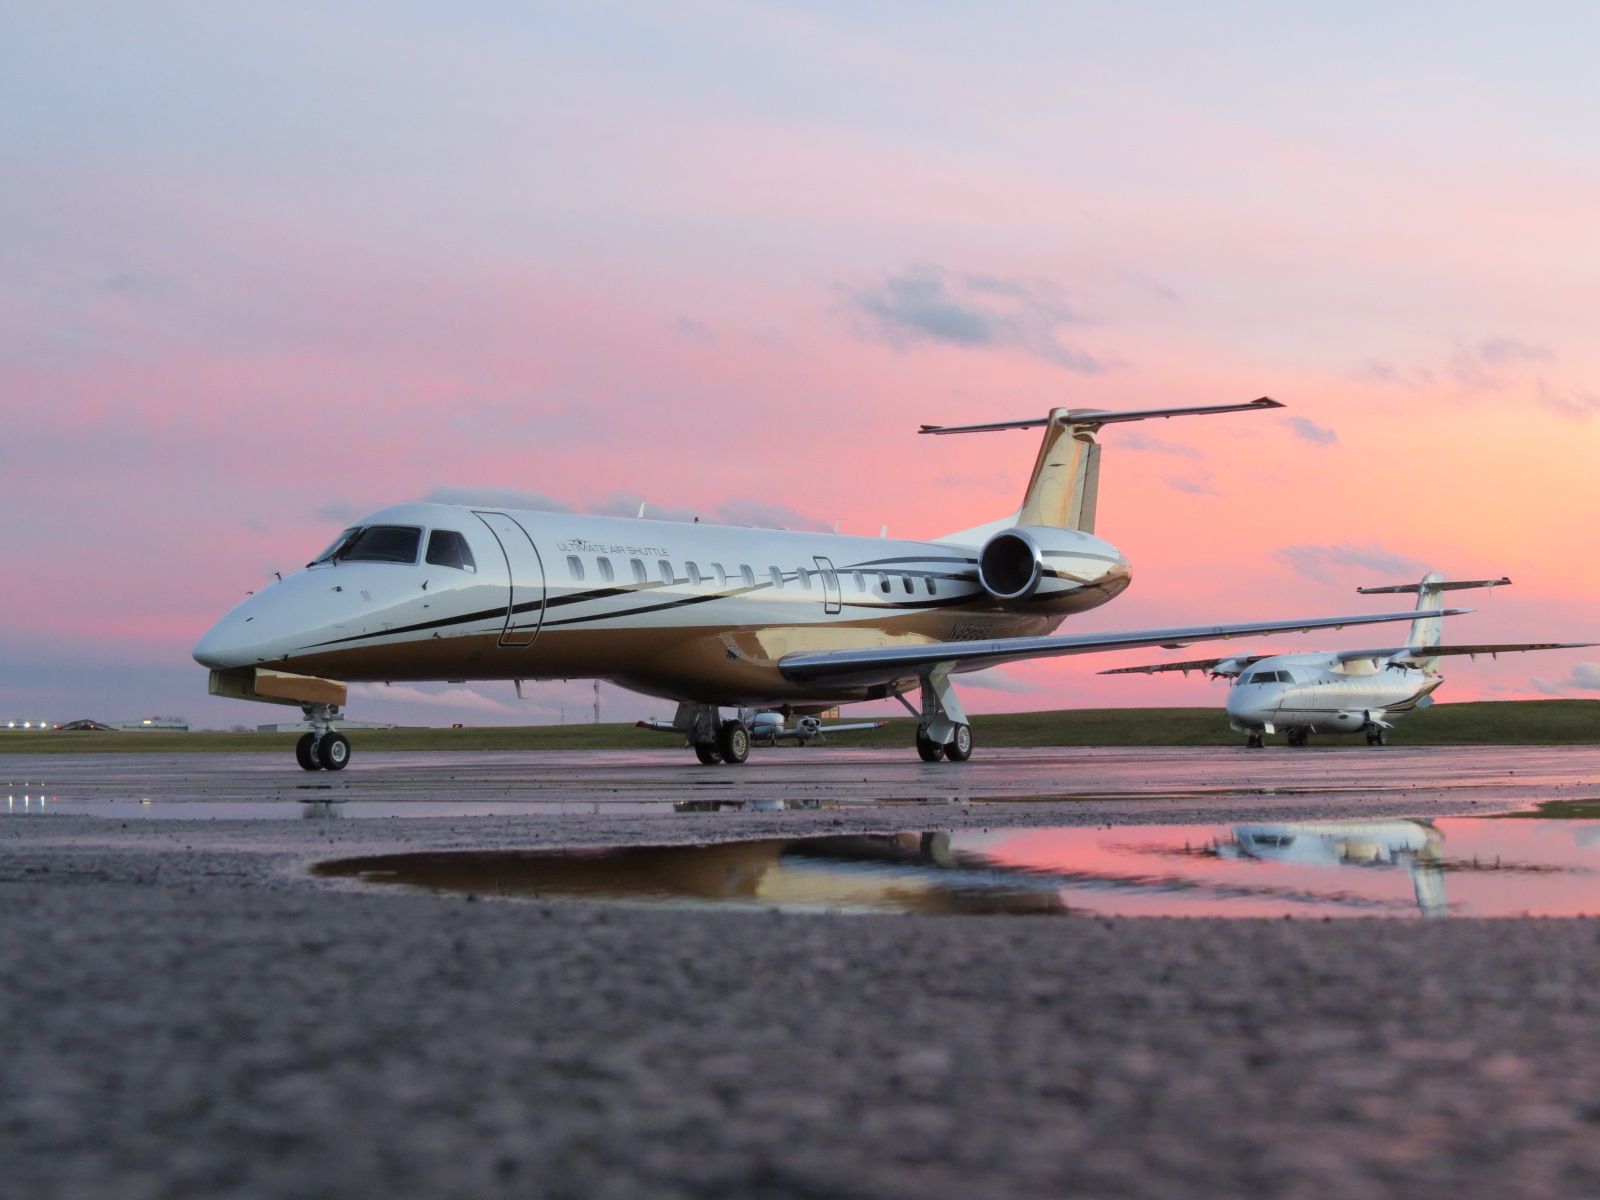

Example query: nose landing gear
[295,704,351,771]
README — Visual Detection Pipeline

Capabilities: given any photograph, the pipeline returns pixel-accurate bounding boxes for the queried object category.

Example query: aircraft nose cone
[193,621,247,670]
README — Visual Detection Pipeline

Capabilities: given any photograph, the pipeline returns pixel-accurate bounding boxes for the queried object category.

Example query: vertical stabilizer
[1356,575,1512,669]
[1018,409,1102,531]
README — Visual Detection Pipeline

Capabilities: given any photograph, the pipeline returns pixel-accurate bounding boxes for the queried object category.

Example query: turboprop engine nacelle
[976,525,1124,610]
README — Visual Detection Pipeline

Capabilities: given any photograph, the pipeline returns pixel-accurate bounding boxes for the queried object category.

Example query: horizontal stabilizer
[1357,577,1511,595]
[778,606,1469,690]
[919,397,1281,436]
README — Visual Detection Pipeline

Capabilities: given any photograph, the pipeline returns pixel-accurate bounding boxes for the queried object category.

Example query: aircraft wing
[1099,655,1272,677]
[777,608,1471,690]
[1335,642,1595,666]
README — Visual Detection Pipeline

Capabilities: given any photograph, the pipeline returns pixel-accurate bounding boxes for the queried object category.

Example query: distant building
[58,719,115,732]
[114,718,189,732]
[256,720,402,733]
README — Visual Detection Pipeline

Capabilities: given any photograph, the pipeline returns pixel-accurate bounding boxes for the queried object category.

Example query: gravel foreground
[6,749,1600,1198]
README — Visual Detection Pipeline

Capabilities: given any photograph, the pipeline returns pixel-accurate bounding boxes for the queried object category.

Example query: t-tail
[1357,574,1512,667]
[922,397,1281,534]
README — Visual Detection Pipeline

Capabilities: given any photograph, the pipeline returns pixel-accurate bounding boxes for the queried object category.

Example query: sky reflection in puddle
[316,817,1600,918]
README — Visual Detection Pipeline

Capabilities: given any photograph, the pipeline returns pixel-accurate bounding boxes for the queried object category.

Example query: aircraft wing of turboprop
[1332,642,1596,666]
[1099,655,1270,677]
[777,608,1473,690]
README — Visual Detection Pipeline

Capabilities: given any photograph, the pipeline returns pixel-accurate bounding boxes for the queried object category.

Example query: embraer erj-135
[1104,574,1592,748]
[193,397,1462,770]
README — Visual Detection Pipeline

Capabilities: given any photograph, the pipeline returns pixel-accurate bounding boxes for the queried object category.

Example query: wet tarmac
[6,745,1600,1197]
[317,816,1600,919]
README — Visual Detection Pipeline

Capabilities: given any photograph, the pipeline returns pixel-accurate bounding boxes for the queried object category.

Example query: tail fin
[921,397,1281,532]
[1357,575,1511,662]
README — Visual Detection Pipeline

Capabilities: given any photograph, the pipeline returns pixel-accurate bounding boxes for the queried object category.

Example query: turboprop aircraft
[193,397,1464,770]
[1103,574,1592,747]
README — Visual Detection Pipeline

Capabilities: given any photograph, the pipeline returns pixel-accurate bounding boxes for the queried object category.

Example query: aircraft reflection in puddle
[315,816,1600,918]
[1219,820,1447,916]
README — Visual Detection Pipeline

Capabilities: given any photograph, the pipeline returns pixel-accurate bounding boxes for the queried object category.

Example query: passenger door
[813,555,842,616]
[472,511,546,647]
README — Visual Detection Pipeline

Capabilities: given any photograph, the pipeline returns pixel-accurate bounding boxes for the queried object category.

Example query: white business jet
[1104,574,1592,747]
[193,398,1459,770]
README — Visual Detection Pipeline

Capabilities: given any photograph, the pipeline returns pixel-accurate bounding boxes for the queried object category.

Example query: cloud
[1530,663,1600,695]
[1119,432,1204,460]
[1352,360,1434,388]
[1447,336,1553,394]
[422,486,573,512]
[1536,379,1600,420]
[313,500,367,523]
[1284,415,1337,446]
[348,683,515,714]
[673,317,714,342]
[842,265,1108,372]
[1162,473,1218,496]
[1273,541,1426,585]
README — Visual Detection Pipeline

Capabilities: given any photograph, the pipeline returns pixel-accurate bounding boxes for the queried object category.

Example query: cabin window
[424,529,477,572]
[797,568,812,590]
[686,561,702,585]
[853,572,865,592]
[339,525,422,564]
[821,568,838,590]
[879,574,891,593]
[631,558,648,584]
[659,560,674,584]
[740,564,755,587]
[567,555,584,581]
[924,577,937,595]
[769,567,784,589]
[901,576,914,594]
[597,557,615,583]
[711,562,728,587]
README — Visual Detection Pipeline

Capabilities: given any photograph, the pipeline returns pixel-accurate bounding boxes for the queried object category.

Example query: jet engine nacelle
[977,525,1107,609]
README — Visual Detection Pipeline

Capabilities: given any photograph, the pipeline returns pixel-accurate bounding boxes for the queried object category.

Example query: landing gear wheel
[945,723,973,762]
[916,730,946,762]
[318,732,351,771]
[295,732,322,771]
[1246,732,1265,750]
[1286,728,1309,748]
[1365,729,1387,746]
[693,742,723,765]
[717,720,750,765]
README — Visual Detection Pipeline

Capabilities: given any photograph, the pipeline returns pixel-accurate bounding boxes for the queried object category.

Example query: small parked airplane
[194,397,1460,770]
[1103,574,1592,747]
[640,709,885,747]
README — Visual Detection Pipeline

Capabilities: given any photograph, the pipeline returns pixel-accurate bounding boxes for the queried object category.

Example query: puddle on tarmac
[315,817,1600,918]
[0,794,863,819]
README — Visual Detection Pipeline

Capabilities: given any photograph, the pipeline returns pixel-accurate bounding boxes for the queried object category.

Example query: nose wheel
[296,704,351,771]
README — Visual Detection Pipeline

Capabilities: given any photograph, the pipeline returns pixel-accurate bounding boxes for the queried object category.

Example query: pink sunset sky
[3,3,1597,728]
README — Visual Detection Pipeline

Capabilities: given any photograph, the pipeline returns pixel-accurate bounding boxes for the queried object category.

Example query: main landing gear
[1245,732,1265,750]
[295,703,351,772]
[1285,727,1310,749]
[1365,727,1388,746]
[898,672,972,764]
[678,704,751,766]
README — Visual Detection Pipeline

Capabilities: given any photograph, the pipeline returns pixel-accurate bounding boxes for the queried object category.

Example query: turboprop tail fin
[920,397,1281,533]
[1357,574,1511,662]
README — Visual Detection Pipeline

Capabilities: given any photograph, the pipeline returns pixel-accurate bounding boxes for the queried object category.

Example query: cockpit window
[339,525,422,564]
[311,528,361,565]
[425,529,477,572]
